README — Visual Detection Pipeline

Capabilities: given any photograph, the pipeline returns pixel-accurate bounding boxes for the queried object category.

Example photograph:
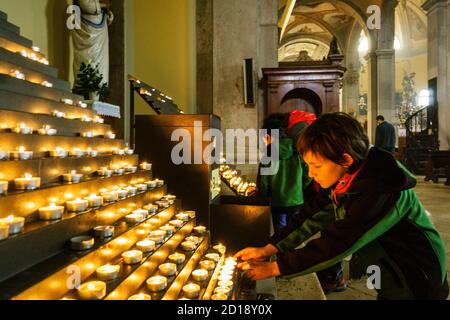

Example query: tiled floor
[278,178,450,300]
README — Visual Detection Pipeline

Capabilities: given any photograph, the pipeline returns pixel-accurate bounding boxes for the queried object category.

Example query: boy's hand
[234,244,278,262]
[239,261,281,281]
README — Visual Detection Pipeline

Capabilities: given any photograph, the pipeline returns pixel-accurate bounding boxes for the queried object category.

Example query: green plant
[72,62,110,101]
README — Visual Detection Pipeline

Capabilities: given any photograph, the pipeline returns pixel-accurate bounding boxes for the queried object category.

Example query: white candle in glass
[66,198,89,212]
[128,293,151,300]
[86,148,98,157]
[98,167,113,177]
[115,189,127,199]
[0,215,25,235]
[101,191,118,203]
[175,213,190,222]
[0,149,7,160]
[181,241,196,252]
[0,223,9,240]
[93,225,114,239]
[205,253,220,263]
[63,170,83,183]
[96,264,120,281]
[38,125,57,136]
[136,239,156,253]
[182,283,200,299]
[211,293,228,301]
[14,173,40,190]
[125,186,137,196]
[140,162,152,171]
[185,236,201,246]
[61,98,73,105]
[158,263,177,277]
[214,244,227,254]
[78,101,87,108]
[168,253,186,265]
[13,123,32,135]
[0,181,8,195]
[11,70,25,80]
[106,132,116,139]
[42,81,53,88]
[122,250,143,265]
[154,179,164,187]
[135,184,147,192]
[199,260,216,271]
[49,147,68,158]
[169,220,184,229]
[124,165,137,173]
[143,203,158,214]
[85,194,103,208]
[39,203,64,221]
[124,148,134,155]
[82,131,94,138]
[218,280,234,288]
[9,146,33,160]
[146,276,167,292]
[185,211,196,219]
[145,180,157,188]
[192,269,209,282]
[77,281,106,300]
[125,213,145,224]
[70,148,85,158]
[160,225,176,236]
[148,230,166,244]
[194,226,207,236]
[52,110,65,118]
[112,148,124,155]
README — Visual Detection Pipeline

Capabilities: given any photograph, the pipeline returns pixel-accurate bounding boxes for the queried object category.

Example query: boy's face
[303,151,349,189]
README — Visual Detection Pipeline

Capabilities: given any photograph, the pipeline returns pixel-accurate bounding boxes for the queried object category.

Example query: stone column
[343,24,363,117]
[377,0,398,125]
[366,50,378,143]
[422,0,450,149]
[365,0,398,144]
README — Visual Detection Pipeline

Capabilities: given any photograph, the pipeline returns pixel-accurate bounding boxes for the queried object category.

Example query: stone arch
[280,87,323,116]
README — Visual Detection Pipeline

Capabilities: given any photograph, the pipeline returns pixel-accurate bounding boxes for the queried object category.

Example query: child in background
[258,112,313,231]
[237,113,448,300]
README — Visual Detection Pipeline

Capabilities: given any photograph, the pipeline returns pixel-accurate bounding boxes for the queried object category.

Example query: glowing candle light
[0,181,8,195]
[122,250,143,265]
[192,269,209,282]
[96,264,120,281]
[77,281,106,300]
[0,215,25,235]
[158,263,177,277]
[39,203,64,221]
[62,170,83,183]
[146,276,167,292]
[14,173,40,190]
[128,293,151,300]
[66,198,89,212]
[182,283,200,299]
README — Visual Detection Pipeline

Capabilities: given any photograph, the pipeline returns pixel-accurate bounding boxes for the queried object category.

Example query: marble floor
[277,178,450,300]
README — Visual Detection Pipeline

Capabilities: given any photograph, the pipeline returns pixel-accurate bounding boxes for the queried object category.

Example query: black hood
[351,147,416,194]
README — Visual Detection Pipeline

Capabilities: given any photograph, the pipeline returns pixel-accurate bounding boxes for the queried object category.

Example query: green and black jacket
[269,147,448,299]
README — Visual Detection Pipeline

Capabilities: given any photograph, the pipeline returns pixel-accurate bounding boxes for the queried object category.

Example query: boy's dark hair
[262,113,289,138]
[297,113,369,172]
[376,115,385,121]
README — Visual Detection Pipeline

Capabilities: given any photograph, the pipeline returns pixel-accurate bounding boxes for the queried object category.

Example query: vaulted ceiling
[278,0,427,62]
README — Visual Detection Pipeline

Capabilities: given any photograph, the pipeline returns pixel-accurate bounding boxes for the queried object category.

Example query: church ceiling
[278,0,427,62]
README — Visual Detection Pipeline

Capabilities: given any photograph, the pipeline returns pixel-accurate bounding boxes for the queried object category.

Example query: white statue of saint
[72,0,114,88]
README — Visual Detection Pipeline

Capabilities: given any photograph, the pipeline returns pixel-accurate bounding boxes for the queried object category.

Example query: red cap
[288,110,317,129]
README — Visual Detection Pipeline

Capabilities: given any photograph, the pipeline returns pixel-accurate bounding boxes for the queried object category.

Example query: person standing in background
[375,115,396,154]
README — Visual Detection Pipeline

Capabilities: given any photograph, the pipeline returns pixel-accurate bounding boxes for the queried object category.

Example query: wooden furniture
[425,151,450,186]
[262,56,346,117]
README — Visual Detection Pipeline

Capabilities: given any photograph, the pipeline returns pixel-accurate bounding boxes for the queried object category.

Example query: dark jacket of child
[258,137,311,207]
[269,147,448,299]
